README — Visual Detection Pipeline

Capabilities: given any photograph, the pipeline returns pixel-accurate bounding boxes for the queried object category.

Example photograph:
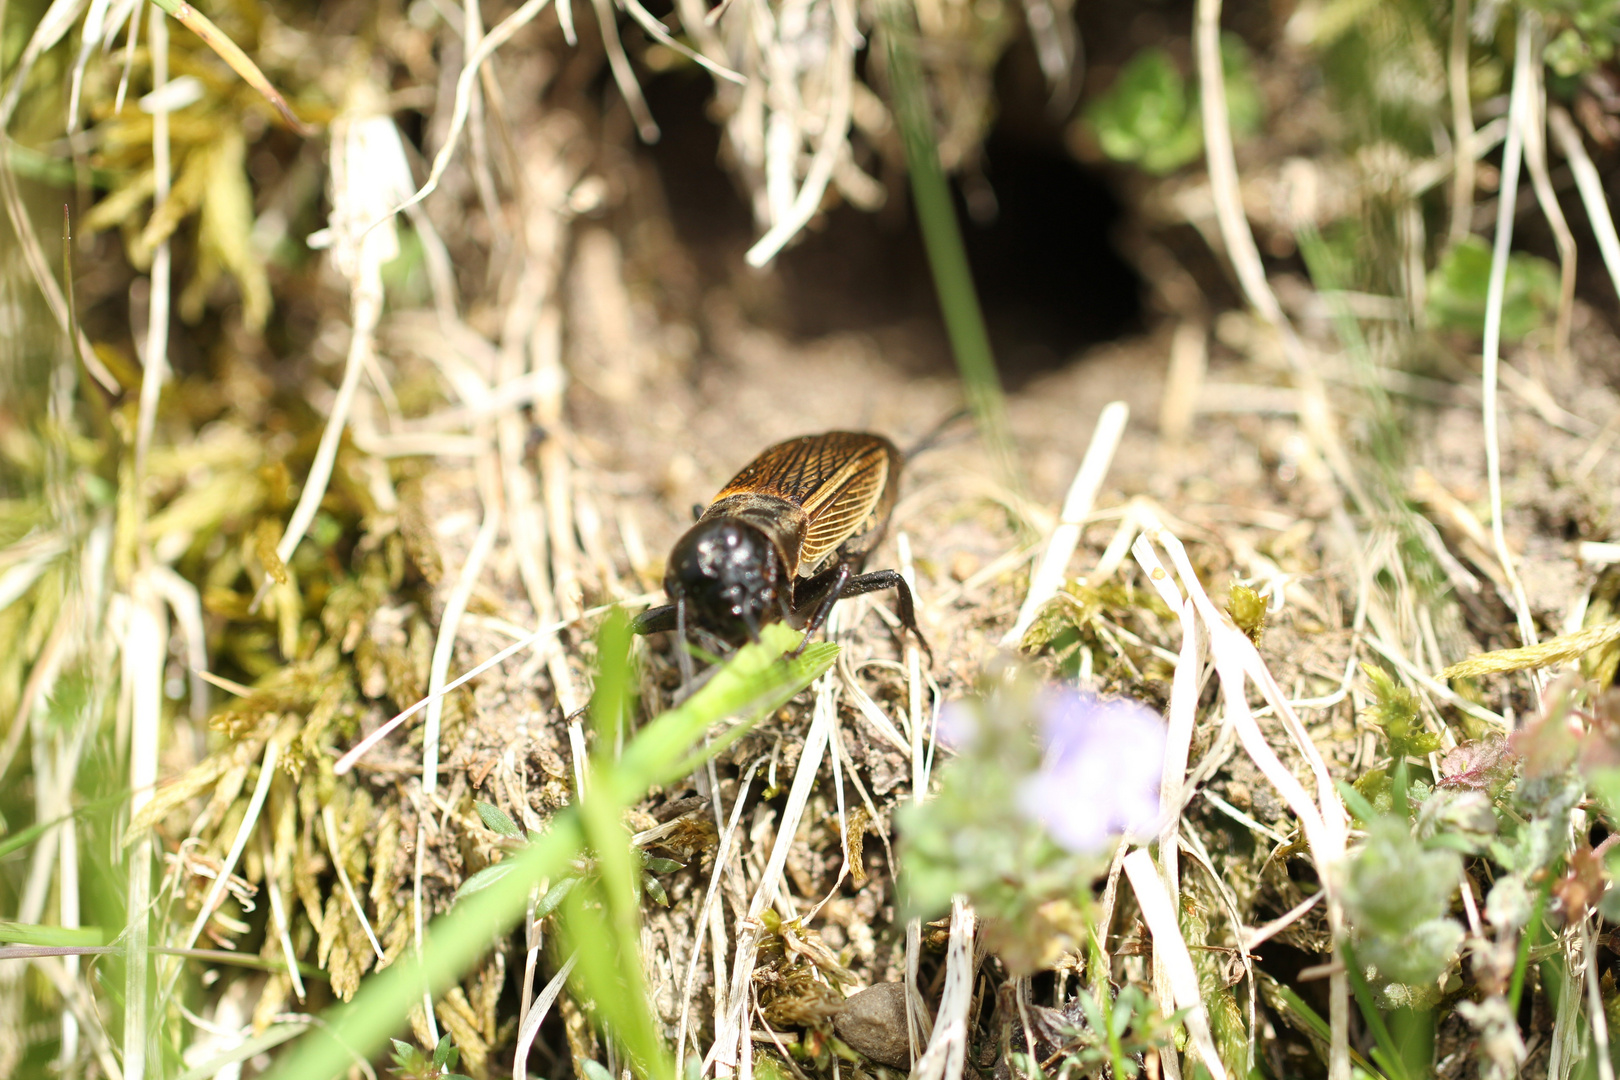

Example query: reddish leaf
[1438,734,1517,794]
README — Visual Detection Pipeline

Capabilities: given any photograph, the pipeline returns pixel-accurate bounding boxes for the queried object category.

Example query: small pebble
[833,982,912,1070]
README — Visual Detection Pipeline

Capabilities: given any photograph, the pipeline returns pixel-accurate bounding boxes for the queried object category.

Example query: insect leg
[789,561,854,657]
[631,604,679,634]
[838,569,934,664]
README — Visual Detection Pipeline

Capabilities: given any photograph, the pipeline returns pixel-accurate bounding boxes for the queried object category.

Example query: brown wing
[714,432,893,571]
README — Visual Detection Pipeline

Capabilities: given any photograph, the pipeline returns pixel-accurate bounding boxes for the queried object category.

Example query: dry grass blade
[709,665,840,1075]
[1550,106,1620,306]
[1124,849,1229,1080]
[1131,536,1201,904]
[68,0,117,126]
[675,762,760,1075]
[132,44,172,500]
[1196,0,1284,329]
[0,0,91,129]
[423,459,501,794]
[273,105,411,582]
[745,0,858,267]
[1440,620,1620,679]
[121,579,167,1080]
[514,953,577,1080]
[0,143,117,392]
[1002,401,1129,646]
[333,595,654,774]
[1142,528,1347,851]
[1244,891,1324,951]
[1134,523,1350,1080]
[896,533,934,794]
[178,738,278,957]
[149,565,208,723]
[911,897,974,1080]
[385,0,559,226]
[1447,0,1474,244]
[1585,918,1617,1080]
[258,829,306,1002]
[143,0,310,133]
[1518,48,1576,361]
[1480,12,1542,666]
[837,649,911,757]
[619,0,743,85]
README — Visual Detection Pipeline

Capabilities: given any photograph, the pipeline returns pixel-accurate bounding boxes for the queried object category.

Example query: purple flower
[1016,690,1167,853]
[934,699,982,752]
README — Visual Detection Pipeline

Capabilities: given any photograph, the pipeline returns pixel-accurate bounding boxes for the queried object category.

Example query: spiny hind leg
[790,565,932,662]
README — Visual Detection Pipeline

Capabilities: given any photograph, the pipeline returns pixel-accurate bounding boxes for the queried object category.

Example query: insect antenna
[903,408,973,460]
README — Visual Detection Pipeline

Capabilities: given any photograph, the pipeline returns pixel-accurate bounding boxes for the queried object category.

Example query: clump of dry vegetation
[7,1,1620,1080]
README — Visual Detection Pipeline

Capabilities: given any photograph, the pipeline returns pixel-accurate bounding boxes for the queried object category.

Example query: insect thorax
[698,494,810,576]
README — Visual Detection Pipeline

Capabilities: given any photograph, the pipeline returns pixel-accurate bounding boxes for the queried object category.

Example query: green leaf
[1426,236,1559,342]
[1082,34,1261,176]
[1545,21,1618,78]
[1344,818,1460,933]
[616,622,836,798]
[639,855,684,875]
[1227,584,1267,643]
[475,800,524,839]
[452,862,517,904]
[1085,48,1202,174]
[534,876,578,920]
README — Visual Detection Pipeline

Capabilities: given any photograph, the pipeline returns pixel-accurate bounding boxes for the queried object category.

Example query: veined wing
[714,432,892,570]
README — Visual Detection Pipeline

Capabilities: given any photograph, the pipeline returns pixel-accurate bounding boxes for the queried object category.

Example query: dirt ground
[12,5,1620,1076]
[385,151,1620,1069]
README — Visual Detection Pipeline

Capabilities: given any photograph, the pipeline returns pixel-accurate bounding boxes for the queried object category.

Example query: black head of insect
[663,517,790,645]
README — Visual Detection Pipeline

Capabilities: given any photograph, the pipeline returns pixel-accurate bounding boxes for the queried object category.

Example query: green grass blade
[572,613,675,1080]
[879,2,1019,496]
[1263,976,1386,1078]
[261,620,830,1079]
[1508,873,1553,1014]
[257,818,585,1080]
[1339,940,1412,1080]
[612,623,836,799]
[0,790,131,860]
[175,1022,312,1080]
[0,922,109,946]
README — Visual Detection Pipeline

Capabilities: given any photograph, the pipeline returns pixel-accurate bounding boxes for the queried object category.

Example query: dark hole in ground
[638,34,1145,390]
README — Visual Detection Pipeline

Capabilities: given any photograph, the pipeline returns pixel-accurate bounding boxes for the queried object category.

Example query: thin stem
[1088,928,1130,1080]
[1340,940,1412,1080]
[1508,874,1553,1015]
[880,4,1019,497]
